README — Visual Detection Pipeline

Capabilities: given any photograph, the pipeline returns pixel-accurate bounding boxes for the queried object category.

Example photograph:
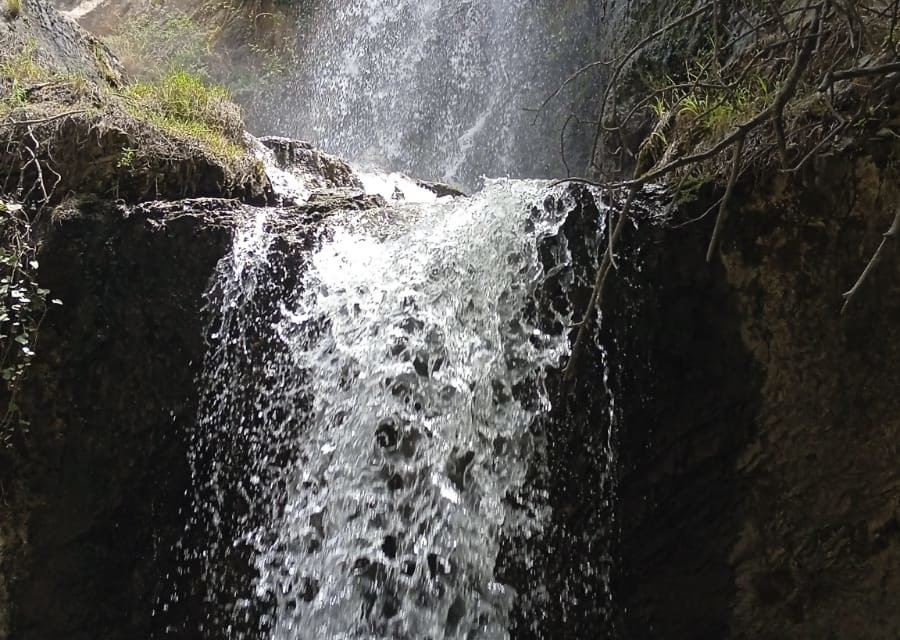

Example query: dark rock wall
[598,144,900,639]
[520,184,761,639]
[717,149,900,639]
[0,199,234,640]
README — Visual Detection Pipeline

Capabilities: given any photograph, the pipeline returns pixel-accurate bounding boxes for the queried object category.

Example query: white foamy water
[188,179,582,639]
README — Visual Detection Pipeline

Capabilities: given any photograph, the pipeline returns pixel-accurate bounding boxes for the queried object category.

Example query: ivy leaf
[51,298,63,305]
[29,260,39,270]
[15,335,29,345]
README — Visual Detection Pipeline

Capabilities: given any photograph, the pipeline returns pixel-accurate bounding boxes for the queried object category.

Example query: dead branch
[841,206,900,313]
[781,119,850,173]
[0,110,87,128]
[705,133,746,262]
[821,60,900,86]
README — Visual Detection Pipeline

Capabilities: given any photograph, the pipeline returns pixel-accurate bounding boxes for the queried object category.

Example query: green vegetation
[0,38,49,85]
[650,74,775,140]
[121,68,245,158]
[0,39,50,112]
[116,146,136,170]
[4,0,21,20]
[106,12,212,81]
[1,36,248,162]
[0,199,60,444]
[1,36,262,205]
[105,3,297,94]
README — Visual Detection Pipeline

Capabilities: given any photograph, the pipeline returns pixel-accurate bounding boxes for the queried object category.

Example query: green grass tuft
[5,0,21,19]
[121,68,245,158]
[0,38,49,84]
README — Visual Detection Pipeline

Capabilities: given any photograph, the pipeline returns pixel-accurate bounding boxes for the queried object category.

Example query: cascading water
[169,0,621,634]
[177,177,619,639]
[256,0,601,189]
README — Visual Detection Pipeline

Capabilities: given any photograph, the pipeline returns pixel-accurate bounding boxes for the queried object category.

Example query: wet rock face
[716,150,900,639]
[599,194,763,640]
[260,136,362,189]
[572,154,899,639]
[526,143,900,639]
[505,184,759,639]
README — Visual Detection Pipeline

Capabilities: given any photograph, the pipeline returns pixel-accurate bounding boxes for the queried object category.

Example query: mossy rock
[0,103,269,204]
[0,1,270,204]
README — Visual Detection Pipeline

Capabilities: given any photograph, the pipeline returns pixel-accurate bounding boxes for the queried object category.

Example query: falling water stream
[258,0,601,189]
[177,1,616,637]
[184,176,610,639]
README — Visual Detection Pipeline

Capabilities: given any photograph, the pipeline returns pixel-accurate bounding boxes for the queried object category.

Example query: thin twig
[821,60,900,87]
[0,110,87,127]
[706,133,746,261]
[841,206,900,313]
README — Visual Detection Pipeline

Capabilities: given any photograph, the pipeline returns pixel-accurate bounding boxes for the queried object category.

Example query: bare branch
[0,110,87,128]
[841,206,900,313]
[820,61,900,88]
[705,133,746,262]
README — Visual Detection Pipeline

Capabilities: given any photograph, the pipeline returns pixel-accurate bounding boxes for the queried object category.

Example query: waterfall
[257,0,601,189]
[171,1,619,635]
[181,178,611,639]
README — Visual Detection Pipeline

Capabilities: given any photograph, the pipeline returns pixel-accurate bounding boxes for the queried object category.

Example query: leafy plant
[0,200,61,445]
[117,146,137,170]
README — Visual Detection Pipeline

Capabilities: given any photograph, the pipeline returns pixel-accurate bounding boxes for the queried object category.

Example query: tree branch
[841,206,900,313]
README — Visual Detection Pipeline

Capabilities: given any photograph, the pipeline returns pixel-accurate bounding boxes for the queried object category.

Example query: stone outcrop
[0,189,390,639]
